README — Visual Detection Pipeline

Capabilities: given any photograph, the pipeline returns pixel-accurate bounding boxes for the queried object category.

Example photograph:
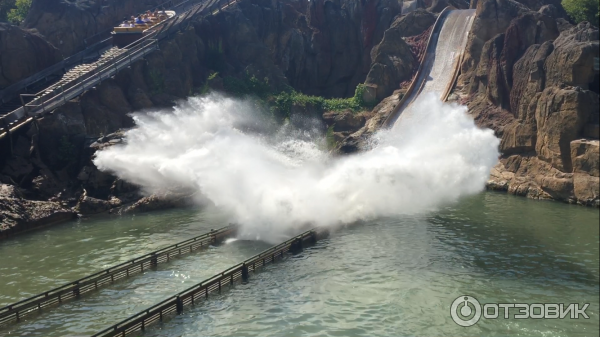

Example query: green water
[0,193,598,336]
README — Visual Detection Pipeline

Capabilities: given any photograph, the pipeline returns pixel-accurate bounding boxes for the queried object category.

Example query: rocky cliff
[457,0,599,206]
[24,0,166,56]
[0,22,63,89]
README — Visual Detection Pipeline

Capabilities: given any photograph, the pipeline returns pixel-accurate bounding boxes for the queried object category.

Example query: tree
[5,0,31,25]
[0,0,17,22]
[562,0,600,27]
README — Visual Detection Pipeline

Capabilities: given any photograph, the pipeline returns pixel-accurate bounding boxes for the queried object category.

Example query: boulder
[75,195,112,215]
[544,22,599,89]
[534,87,596,172]
[120,190,196,214]
[323,110,366,132]
[1,184,76,238]
[365,27,415,101]
[572,174,599,207]
[570,139,599,177]
[389,9,436,37]
[0,22,62,89]
[215,0,404,98]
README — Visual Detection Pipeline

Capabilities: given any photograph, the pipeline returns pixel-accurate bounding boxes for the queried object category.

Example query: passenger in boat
[135,16,145,25]
[119,21,129,27]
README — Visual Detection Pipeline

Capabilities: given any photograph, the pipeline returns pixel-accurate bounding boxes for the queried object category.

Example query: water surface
[0,193,598,337]
[152,193,599,337]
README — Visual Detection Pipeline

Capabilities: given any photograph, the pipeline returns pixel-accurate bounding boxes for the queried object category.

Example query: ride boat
[111,10,176,48]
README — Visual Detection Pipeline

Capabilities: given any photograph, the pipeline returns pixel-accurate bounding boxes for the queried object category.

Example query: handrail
[0,38,157,128]
[0,38,113,104]
[0,0,191,105]
[0,225,236,327]
[92,227,329,337]
[0,0,236,141]
[382,7,452,128]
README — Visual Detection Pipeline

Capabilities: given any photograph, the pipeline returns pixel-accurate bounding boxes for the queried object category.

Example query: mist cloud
[94,93,499,242]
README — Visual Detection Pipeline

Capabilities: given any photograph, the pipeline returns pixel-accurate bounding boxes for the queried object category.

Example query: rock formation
[0,22,63,89]
[459,0,599,206]
[0,184,76,238]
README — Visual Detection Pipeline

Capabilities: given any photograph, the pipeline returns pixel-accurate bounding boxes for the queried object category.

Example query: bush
[220,74,376,119]
[562,0,599,26]
[5,0,30,25]
[326,125,337,149]
[271,85,374,118]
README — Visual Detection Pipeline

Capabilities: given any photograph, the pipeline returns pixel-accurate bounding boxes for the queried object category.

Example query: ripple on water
[0,194,598,337]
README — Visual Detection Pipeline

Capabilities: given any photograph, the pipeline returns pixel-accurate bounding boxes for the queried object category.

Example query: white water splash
[94,93,499,242]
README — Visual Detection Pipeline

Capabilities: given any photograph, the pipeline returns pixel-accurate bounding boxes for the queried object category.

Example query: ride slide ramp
[383,8,476,128]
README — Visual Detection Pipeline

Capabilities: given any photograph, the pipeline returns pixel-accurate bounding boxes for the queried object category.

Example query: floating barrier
[0,225,236,327]
[92,228,329,337]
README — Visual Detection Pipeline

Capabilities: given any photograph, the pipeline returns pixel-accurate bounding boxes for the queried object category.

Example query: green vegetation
[0,0,15,22]
[0,0,31,25]
[197,71,219,95]
[271,90,361,116]
[562,0,599,26]
[326,125,337,149]
[269,83,375,117]
[218,72,375,119]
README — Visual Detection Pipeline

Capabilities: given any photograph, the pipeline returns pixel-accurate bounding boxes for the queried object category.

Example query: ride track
[0,0,239,142]
[383,8,477,128]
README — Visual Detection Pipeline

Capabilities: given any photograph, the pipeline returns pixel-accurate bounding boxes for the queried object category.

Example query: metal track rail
[0,0,237,141]
[92,228,329,337]
[0,0,190,107]
[0,225,236,327]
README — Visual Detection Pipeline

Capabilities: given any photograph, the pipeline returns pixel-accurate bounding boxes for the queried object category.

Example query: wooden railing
[92,228,329,337]
[0,225,236,327]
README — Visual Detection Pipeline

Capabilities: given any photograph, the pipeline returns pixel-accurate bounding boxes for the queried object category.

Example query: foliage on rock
[5,0,30,24]
[562,0,599,26]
